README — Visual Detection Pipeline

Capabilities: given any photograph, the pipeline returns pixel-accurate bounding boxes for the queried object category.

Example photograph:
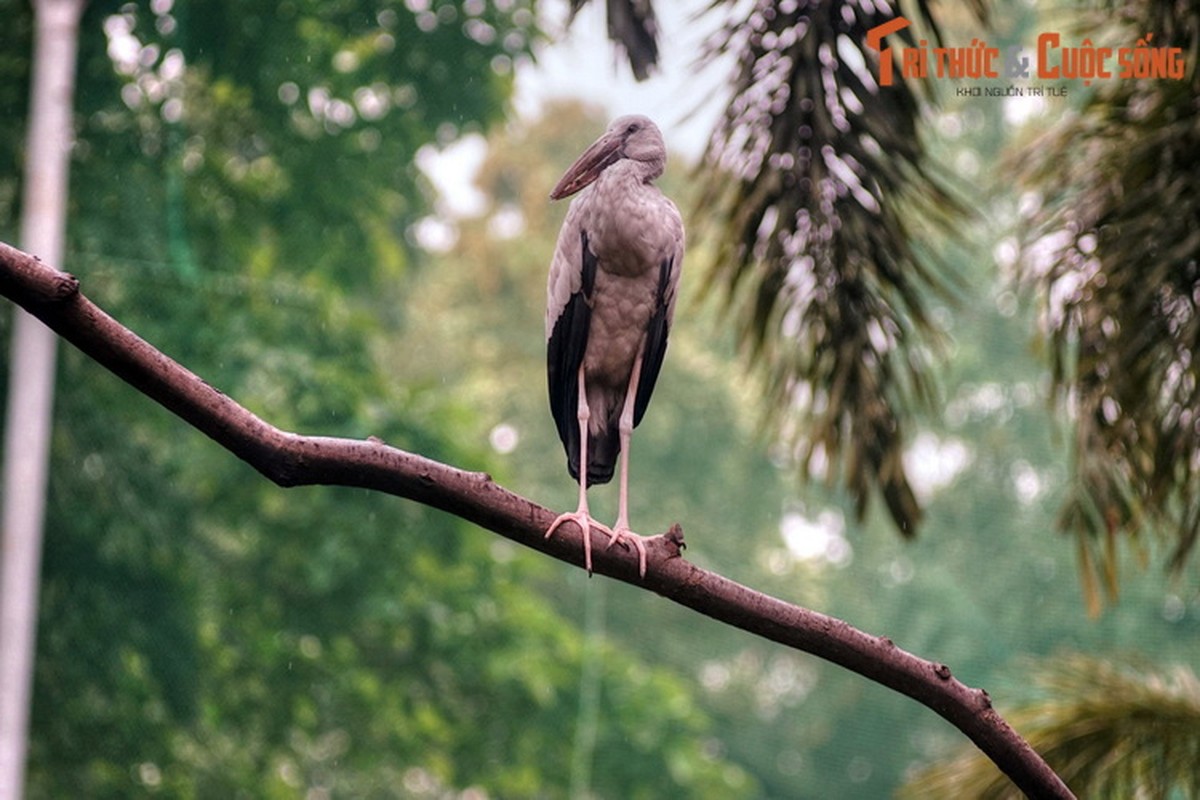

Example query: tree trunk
[0,2,86,798]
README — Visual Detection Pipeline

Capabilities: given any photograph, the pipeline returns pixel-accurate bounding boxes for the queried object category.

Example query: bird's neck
[601,159,662,190]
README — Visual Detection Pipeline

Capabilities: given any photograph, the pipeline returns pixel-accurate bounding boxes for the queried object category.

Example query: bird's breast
[578,171,680,279]
[582,273,657,384]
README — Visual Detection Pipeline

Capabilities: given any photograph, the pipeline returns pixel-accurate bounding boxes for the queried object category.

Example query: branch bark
[0,240,1075,799]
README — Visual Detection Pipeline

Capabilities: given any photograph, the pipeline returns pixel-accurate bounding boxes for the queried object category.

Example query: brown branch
[0,240,1074,799]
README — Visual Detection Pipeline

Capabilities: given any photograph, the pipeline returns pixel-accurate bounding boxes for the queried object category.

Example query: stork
[544,115,684,578]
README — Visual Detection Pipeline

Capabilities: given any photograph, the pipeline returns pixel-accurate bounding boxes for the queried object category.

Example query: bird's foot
[546,510,613,575]
[605,526,649,579]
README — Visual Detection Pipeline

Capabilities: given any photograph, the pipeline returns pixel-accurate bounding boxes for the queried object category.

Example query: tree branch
[0,240,1074,799]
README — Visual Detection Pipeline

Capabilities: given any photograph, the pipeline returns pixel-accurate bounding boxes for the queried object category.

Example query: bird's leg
[546,364,612,574]
[607,351,649,578]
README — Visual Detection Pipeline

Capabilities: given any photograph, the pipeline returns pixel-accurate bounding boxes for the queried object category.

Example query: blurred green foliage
[1,1,1198,798]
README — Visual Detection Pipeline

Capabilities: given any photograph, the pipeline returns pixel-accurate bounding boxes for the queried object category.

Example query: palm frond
[568,0,660,80]
[694,0,976,536]
[901,655,1200,799]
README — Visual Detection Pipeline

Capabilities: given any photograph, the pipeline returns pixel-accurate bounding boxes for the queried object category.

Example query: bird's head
[550,115,666,200]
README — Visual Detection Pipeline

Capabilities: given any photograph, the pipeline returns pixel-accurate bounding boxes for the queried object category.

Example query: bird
[543,115,684,578]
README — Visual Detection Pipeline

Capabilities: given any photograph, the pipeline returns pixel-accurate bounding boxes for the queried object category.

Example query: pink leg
[546,364,612,574]
[607,351,648,578]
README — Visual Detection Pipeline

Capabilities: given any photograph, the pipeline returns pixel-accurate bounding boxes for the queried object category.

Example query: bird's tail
[567,422,619,486]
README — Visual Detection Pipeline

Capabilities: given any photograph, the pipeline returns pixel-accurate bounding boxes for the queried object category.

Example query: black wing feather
[547,230,598,481]
[633,253,674,426]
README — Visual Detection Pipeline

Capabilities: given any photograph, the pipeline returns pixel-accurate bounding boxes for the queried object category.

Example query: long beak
[550,132,623,200]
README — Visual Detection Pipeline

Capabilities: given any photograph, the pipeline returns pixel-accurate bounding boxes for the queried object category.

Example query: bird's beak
[550,131,623,200]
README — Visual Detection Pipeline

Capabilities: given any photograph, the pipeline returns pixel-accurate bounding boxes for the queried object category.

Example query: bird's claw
[605,527,648,579]
[545,512,648,578]
[546,511,612,575]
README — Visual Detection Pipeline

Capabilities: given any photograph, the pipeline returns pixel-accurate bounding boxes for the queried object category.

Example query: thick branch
[0,240,1074,799]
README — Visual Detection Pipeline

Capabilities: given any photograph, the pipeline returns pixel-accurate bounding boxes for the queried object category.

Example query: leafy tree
[691,0,980,539]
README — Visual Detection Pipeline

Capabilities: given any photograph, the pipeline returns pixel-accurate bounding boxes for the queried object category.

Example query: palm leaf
[901,655,1200,799]
[567,0,661,80]
[693,0,980,536]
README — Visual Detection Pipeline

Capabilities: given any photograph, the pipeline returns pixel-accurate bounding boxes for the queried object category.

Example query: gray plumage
[546,115,684,484]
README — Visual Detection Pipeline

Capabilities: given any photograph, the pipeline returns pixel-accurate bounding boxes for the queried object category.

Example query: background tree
[691,0,980,538]
[0,2,85,798]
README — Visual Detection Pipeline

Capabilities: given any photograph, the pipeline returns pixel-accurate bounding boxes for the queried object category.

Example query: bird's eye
[626,123,639,134]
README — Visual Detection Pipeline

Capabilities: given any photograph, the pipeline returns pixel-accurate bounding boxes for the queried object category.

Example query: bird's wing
[546,221,598,479]
[633,202,684,426]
